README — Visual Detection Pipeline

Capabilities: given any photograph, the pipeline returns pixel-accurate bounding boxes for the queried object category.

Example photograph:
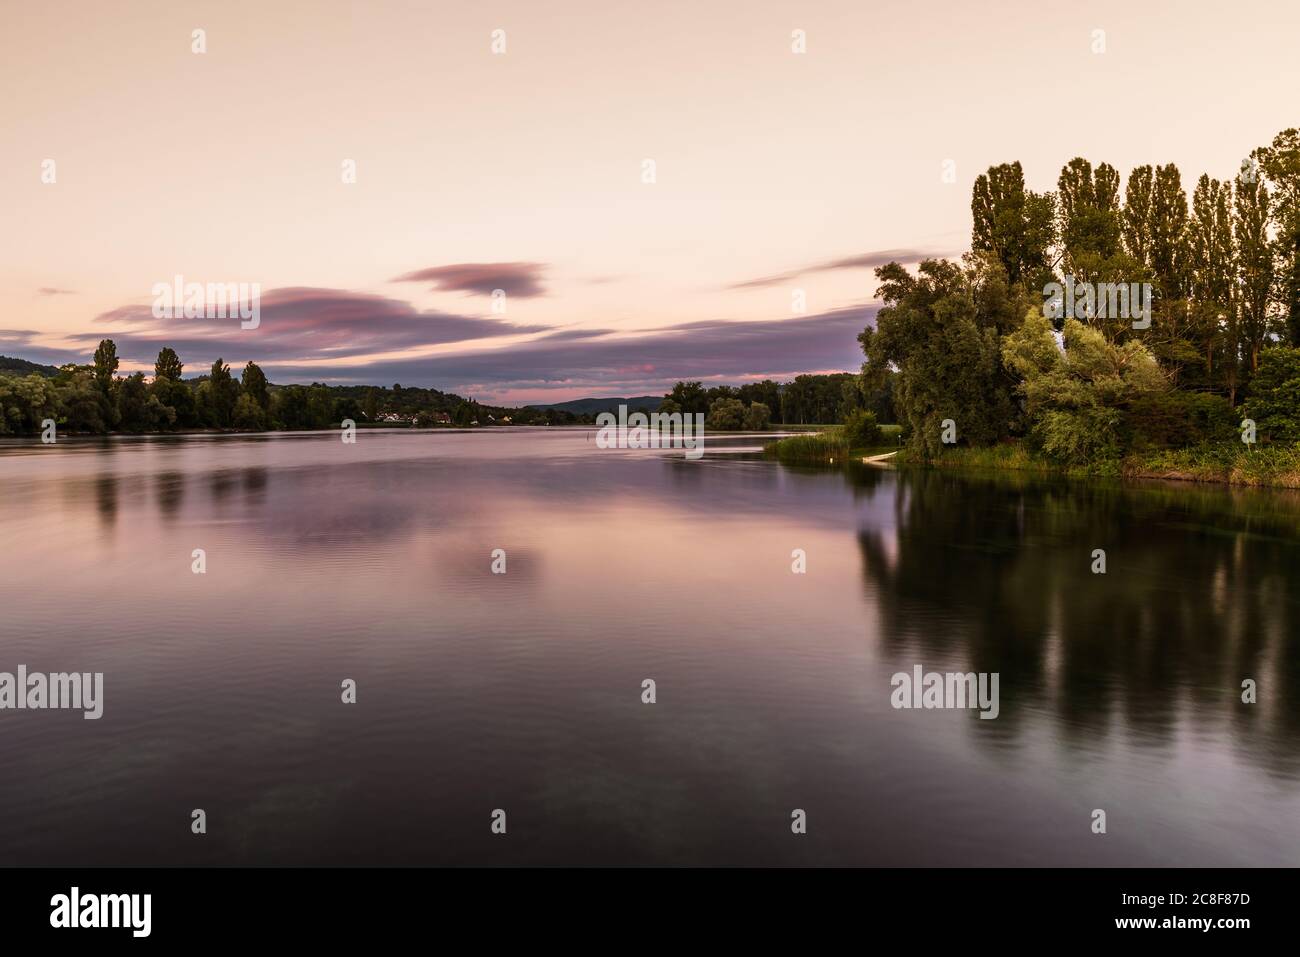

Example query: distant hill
[527,396,661,415]
[0,355,59,377]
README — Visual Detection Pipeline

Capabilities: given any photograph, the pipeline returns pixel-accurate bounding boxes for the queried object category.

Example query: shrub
[842,409,882,448]
[1244,347,1300,443]
[706,397,746,430]
[765,431,849,465]
[744,401,771,431]
[1124,392,1236,451]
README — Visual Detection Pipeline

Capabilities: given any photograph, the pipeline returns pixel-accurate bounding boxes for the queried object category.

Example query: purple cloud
[730,248,950,289]
[390,262,548,298]
[76,286,549,369]
[257,304,878,400]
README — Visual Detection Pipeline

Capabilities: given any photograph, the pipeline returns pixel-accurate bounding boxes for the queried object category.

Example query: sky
[2,0,1297,404]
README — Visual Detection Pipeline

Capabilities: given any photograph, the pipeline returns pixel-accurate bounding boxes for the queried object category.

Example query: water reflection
[855,466,1300,777]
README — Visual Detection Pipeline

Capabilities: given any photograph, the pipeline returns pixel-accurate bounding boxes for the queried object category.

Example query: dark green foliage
[842,409,881,448]
[971,161,1056,289]
[1244,347,1300,443]
[861,258,1021,459]
[1124,392,1237,451]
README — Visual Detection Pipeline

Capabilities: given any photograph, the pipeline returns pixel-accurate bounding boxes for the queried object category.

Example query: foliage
[842,409,881,448]
[861,258,1024,459]
[1243,346,1300,442]
[1002,309,1166,464]
[706,397,746,430]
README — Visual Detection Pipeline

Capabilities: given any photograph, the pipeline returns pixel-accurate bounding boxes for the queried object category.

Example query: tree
[232,393,266,431]
[1123,163,1188,300]
[242,361,270,413]
[1235,170,1275,375]
[1057,158,1123,282]
[0,374,58,434]
[664,381,708,415]
[706,397,746,430]
[92,339,118,395]
[861,258,1019,458]
[1256,129,1300,344]
[971,161,1056,289]
[842,409,881,448]
[743,401,771,431]
[1002,309,1167,463]
[737,380,781,422]
[54,365,113,433]
[154,347,184,382]
[1185,174,1237,396]
[204,358,239,428]
[1243,346,1300,442]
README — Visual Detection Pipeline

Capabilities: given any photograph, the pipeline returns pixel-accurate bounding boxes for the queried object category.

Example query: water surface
[1,428,1298,865]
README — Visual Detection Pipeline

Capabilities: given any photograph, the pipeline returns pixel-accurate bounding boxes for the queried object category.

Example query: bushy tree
[842,409,881,448]
[202,358,239,428]
[0,374,58,434]
[232,393,266,430]
[664,381,708,415]
[1003,309,1167,463]
[743,401,771,431]
[861,258,1021,458]
[241,361,270,413]
[1243,346,1300,442]
[706,397,746,430]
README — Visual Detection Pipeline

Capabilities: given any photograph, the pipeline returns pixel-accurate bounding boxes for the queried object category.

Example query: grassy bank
[896,441,1300,488]
[765,424,903,465]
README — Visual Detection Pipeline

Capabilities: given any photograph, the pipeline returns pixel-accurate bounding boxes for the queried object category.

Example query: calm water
[1,428,1298,866]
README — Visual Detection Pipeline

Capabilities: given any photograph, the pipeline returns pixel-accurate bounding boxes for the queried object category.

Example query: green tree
[1243,346,1300,442]
[664,381,708,415]
[706,397,746,430]
[92,339,118,395]
[861,258,1019,458]
[1057,158,1123,282]
[1002,309,1167,463]
[232,393,266,430]
[971,161,1056,289]
[842,409,881,448]
[1235,169,1275,375]
[205,358,239,427]
[1185,174,1237,397]
[242,361,270,413]
[154,347,184,382]
[1256,129,1300,344]
[1124,163,1188,299]
[737,380,781,422]
[743,401,771,430]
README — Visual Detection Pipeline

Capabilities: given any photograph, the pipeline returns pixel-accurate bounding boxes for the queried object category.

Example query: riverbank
[767,430,1300,488]
[898,442,1300,489]
[765,425,903,465]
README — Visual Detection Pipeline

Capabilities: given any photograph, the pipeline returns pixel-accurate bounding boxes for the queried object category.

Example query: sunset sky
[2,0,1297,403]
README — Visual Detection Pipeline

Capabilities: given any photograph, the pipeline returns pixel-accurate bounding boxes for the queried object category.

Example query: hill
[527,396,661,415]
[0,355,59,377]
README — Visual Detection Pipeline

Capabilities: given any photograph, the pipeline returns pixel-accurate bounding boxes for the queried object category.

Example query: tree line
[0,343,578,435]
[861,127,1300,463]
[657,373,896,430]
